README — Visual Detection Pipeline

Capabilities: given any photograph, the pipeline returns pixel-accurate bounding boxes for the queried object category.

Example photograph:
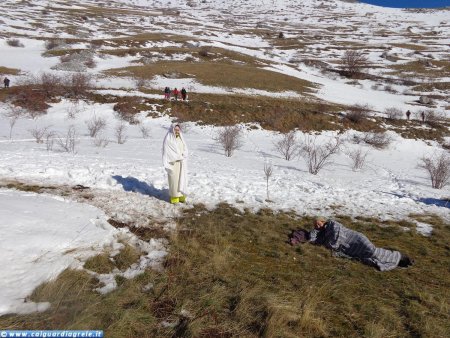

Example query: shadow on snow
[112,175,168,202]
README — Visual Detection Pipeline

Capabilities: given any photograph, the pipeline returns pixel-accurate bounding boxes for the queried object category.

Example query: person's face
[174,126,181,136]
[314,220,325,229]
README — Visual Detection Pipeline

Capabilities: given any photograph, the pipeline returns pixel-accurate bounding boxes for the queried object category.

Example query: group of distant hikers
[406,109,426,122]
[161,123,414,272]
[163,86,187,101]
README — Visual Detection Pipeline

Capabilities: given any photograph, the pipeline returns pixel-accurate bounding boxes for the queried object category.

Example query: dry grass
[1,205,449,337]
[388,60,450,78]
[386,118,450,143]
[105,61,315,94]
[389,43,429,51]
[0,66,21,75]
[412,82,450,92]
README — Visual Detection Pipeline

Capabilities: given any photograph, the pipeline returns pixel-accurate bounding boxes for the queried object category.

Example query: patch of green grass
[1,205,448,337]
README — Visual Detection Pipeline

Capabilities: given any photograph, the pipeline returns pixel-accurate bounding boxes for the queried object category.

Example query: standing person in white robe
[162,124,188,204]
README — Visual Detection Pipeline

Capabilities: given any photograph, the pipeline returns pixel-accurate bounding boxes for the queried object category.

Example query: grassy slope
[1,204,448,338]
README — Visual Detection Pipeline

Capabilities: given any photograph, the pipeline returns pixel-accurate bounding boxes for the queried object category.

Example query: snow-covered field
[0,0,448,316]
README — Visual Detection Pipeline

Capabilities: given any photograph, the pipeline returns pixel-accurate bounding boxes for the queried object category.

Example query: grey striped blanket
[309,220,401,271]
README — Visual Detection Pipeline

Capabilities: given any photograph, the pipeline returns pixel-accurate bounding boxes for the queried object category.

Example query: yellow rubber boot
[179,195,186,203]
[170,197,179,204]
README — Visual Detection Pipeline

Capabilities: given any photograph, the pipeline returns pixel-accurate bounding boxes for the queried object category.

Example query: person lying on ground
[288,217,414,271]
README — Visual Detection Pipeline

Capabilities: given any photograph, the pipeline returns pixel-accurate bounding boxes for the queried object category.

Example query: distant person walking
[162,124,188,204]
[172,87,179,101]
[164,86,171,100]
[406,110,411,120]
[3,77,10,88]
[421,111,425,122]
[181,87,187,101]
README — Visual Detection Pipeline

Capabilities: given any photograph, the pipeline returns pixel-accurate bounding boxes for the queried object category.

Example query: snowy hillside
[0,0,449,318]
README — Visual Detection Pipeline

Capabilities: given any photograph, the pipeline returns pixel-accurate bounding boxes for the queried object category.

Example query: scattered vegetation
[214,125,243,157]
[419,152,450,189]
[1,205,449,337]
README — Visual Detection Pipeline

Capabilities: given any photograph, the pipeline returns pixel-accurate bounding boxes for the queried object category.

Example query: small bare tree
[299,135,342,175]
[56,126,77,153]
[264,162,274,201]
[419,152,450,189]
[346,148,369,171]
[215,125,243,157]
[93,134,110,148]
[346,104,370,124]
[67,102,81,119]
[384,107,403,120]
[341,50,368,78]
[139,124,151,139]
[29,125,51,144]
[115,122,128,144]
[4,105,24,140]
[86,114,107,137]
[274,131,298,161]
[45,130,56,152]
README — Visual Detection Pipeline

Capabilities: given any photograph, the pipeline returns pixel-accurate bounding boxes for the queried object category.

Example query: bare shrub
[6,39,24,47]
[341,50,368,78]
[425,110,445,128]
[13,86,49,114]
[198,46,211,57]
[45,39,62,50]
[346,148,369,171]
[56,126,77,153]
[40,72,63,98]
[299,135,342,175]
[139,124,151,139]
[115,122,128,144]
[86,114,107,138]
[346,104,370,124]
[214,125,243,157]
[67,102,81,119]
[45,130,56,151]
[274,131,298,161]
[93,134,110,148]
[84,58,96,69]
[419,152,450,189]
[133,76,147,88]
[363,132,392,149]
[264,162,274,201]
[63,72,91,98]
[3,105,24,139]
[384,107,403,120]
[29,125,51,144]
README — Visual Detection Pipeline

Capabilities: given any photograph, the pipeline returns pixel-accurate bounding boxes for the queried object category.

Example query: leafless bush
[384,85,398,94]
[3,105,24,139]
[214,125,243,157]
[299,135,342,175]
[115,122,128,144]
[92,134,110,148]
[40,72,63,98]
[86,114,107,138]
[384,107,403,120]
[139,124,151,139]
[84,57,96,69]
[346,148,369,171]
[29,125,51,144]
[67,102,81,119]
[45,39,62,50]
[264,162,274,200]
[274,131,298,161]
[198,46,211,57]
[346,104,370,124]
[425,110,446,128]
[363,132,392,149]
[63,72,91,98]
[6,39,24,47]
[133,76,147,88]
[419,152,450,189]
[341,50,368,78]
[45,130,56,151]
[55,126,77,153]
